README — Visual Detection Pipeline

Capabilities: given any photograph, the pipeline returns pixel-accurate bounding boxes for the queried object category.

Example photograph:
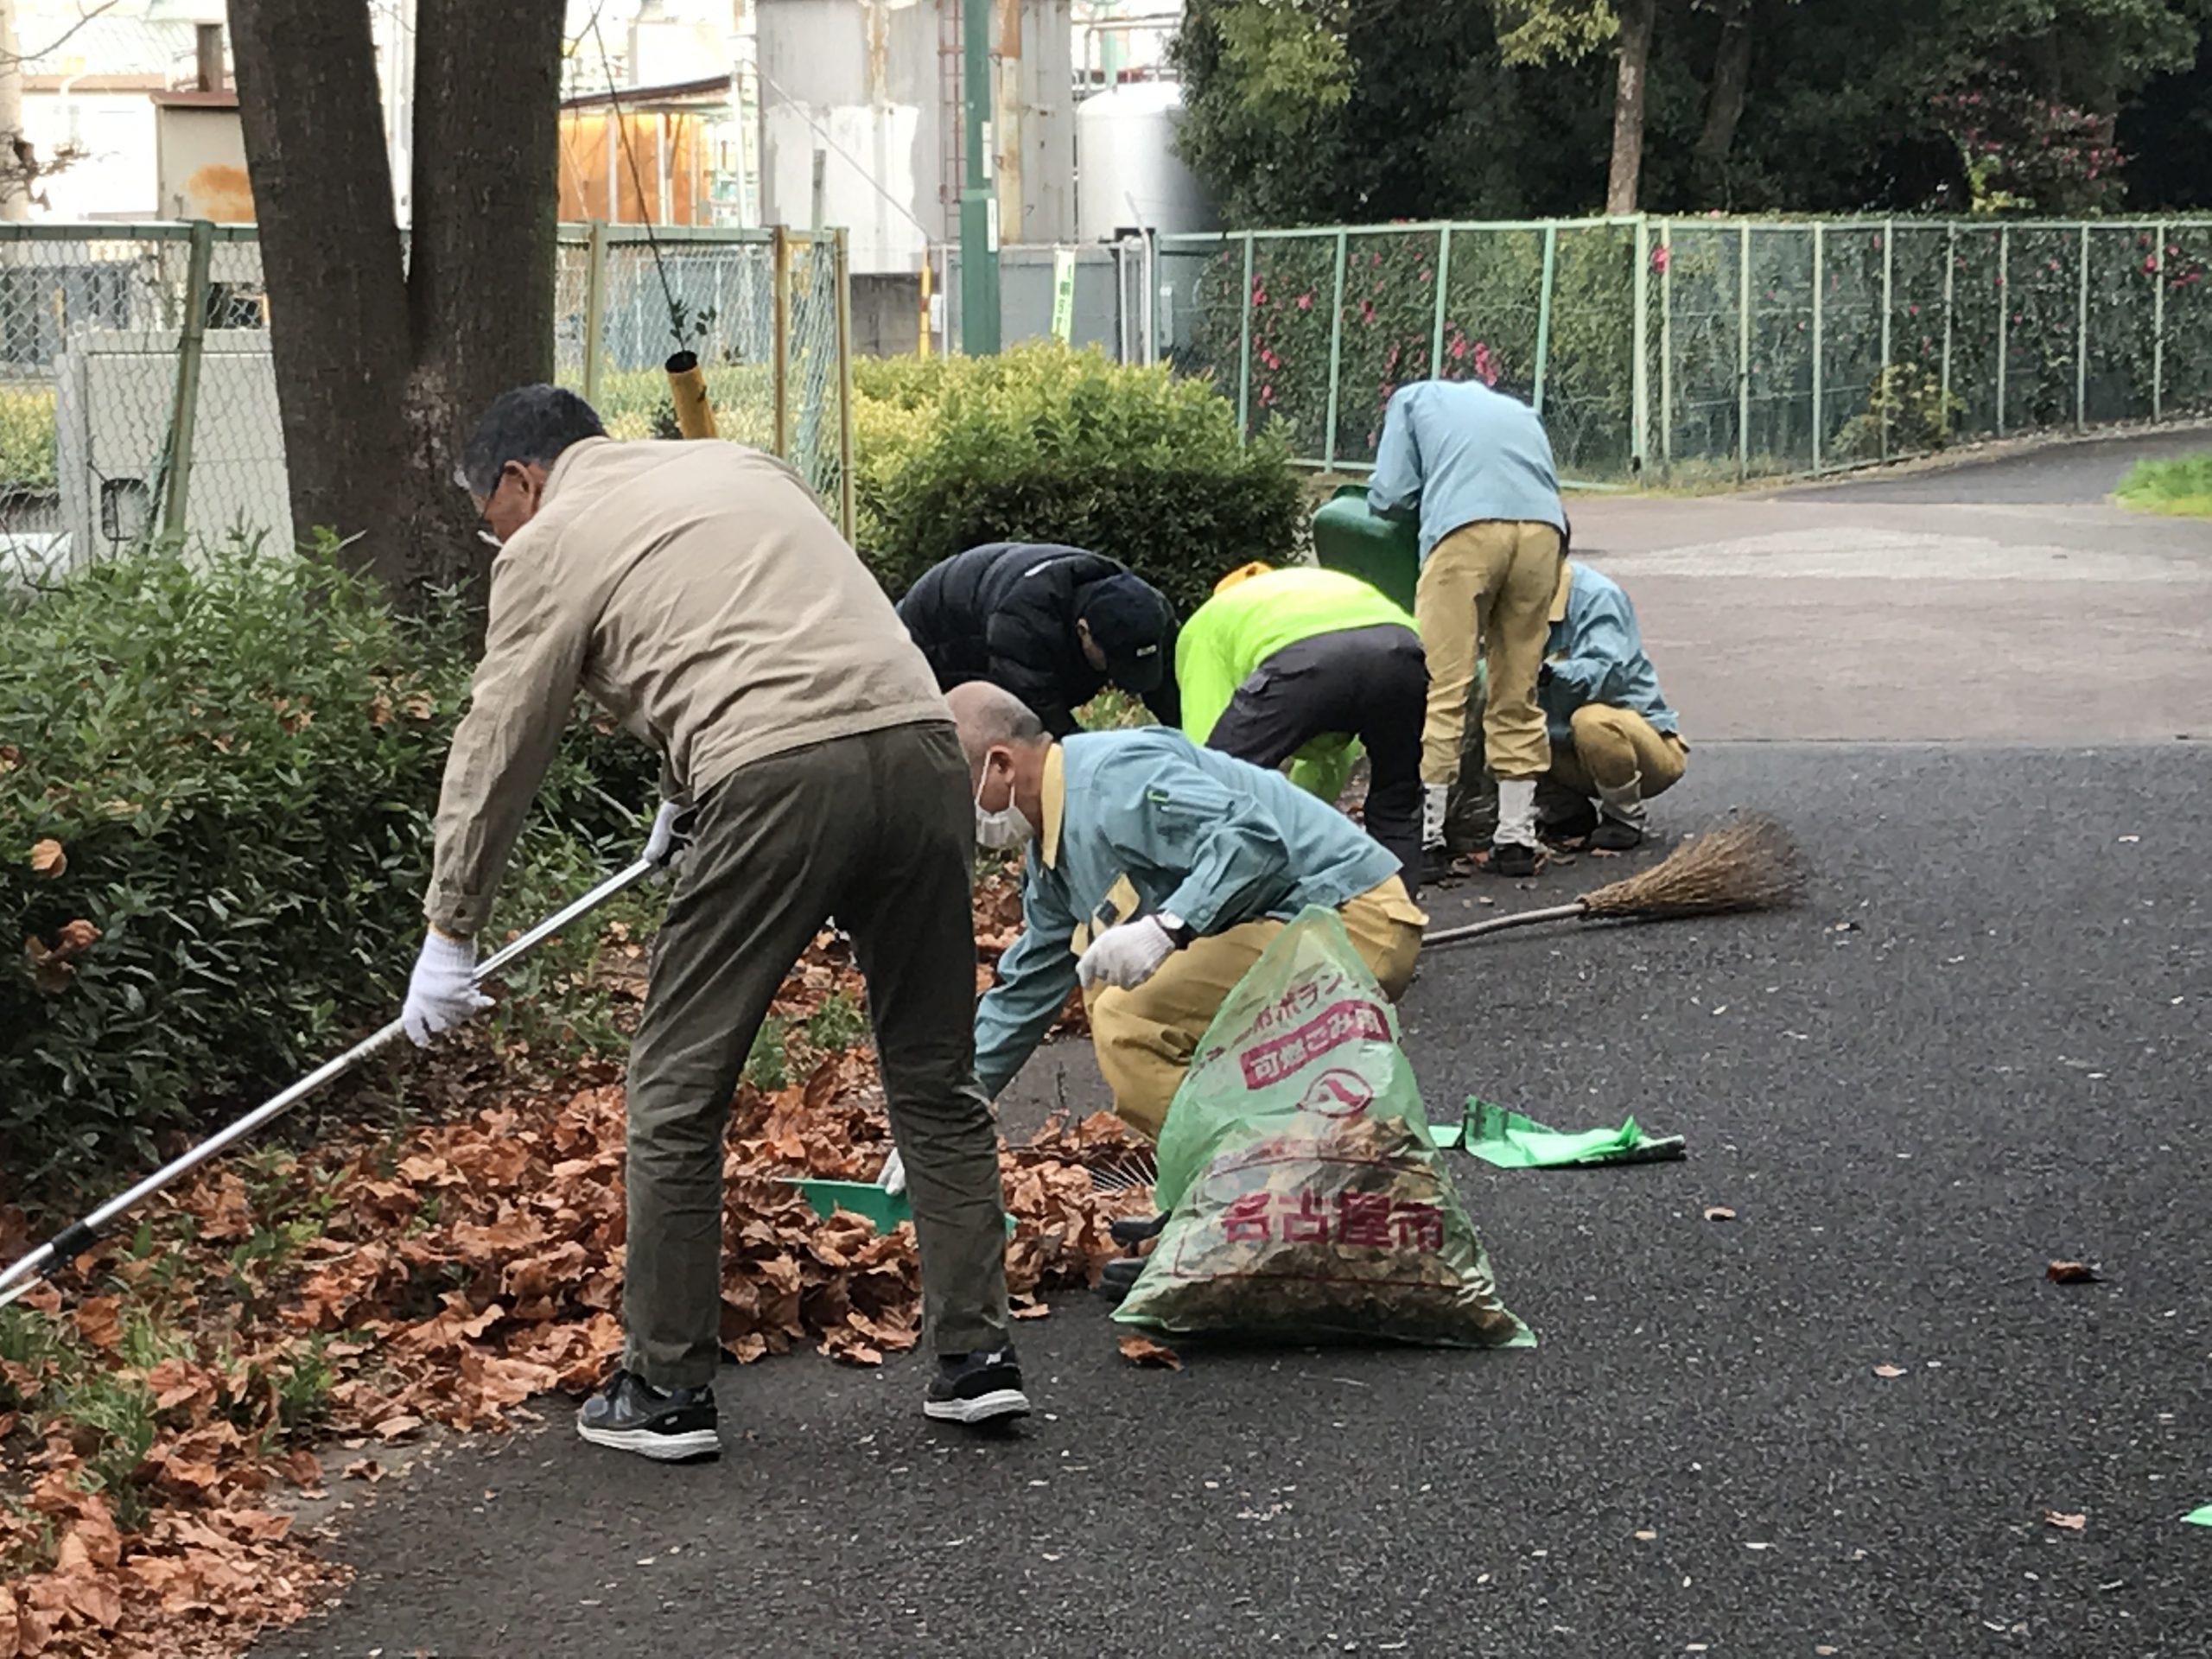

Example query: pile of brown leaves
[0,873,1141,1658]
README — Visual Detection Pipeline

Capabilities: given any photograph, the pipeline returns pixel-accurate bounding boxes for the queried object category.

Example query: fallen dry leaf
[2044,1510,2086,1531]
[1702,1206,1736,1223]
[28,837,65,876]
[1633,1529,1657,1541]
[1117,1333,1183,1370]
[340,1459,385,1483]
[1872,1363,1906,1378]
[2045,1260,2100,1284]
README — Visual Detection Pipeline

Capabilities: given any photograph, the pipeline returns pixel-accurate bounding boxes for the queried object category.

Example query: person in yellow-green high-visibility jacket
[1176,563,1427,891]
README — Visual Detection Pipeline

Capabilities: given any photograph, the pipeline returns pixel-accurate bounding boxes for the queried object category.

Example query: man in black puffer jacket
[897,542,1181,735]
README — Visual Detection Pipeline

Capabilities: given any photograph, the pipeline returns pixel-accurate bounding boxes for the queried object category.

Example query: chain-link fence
[1154,215,2212,483]
[553,224,853,526]
[1,220,852,580]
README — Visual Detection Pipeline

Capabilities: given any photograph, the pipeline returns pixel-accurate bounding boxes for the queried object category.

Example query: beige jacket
[426,438,946,936]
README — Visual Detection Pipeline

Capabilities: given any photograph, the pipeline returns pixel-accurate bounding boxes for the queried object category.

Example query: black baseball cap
[1080,573,1173,693]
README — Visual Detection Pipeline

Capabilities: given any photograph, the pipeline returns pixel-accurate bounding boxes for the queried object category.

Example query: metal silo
[1076,78,1216,243]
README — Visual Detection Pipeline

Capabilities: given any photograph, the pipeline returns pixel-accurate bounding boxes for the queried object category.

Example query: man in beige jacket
[402,386,1023,1461]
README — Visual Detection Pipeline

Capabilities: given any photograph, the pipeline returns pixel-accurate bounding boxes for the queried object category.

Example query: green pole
[2153,219,2167,422]
[1879,218,1894,461]
[582,219,608,408]
[958,0,1000,354]
[1940,224,1955,435]
[1810,222,1824,474]
[1738,221,1751,482]
[159,219,216,542]
[1996,226,2009,438]
[1659,218,1673,469]
[1532,223,1557,416]
[2075,222,2090,432]
[1322,228,1348,469]
[1427,226,1451,378]
[1631,217,1650,471]
[1236,232,1254,442]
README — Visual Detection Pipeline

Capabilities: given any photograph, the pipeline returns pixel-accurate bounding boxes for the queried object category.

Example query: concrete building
[753,0,1074,276]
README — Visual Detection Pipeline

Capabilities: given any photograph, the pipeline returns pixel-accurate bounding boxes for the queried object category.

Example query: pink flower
[1259,385,1276,405]
[1296,293,1313,311]
[1448,336,1467,362]
[1360,300,1375,324]
[1651,245,1671,274]
[1252,283,1268,305]
[2145,256,2158,275]
[1261,348,1280,370]
[1908,303,1920,316]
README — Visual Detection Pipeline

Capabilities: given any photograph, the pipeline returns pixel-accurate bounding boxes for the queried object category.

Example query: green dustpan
[782,1179,1016,1236]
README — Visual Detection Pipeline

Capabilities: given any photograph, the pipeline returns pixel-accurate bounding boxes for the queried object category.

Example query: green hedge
[852,341,1304,617]
[0,541,655,1192]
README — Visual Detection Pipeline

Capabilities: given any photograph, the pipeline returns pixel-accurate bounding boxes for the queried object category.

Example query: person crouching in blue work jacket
[1536,562,1687,852]
[950,680,1427,1139]
[1370,378,1567,879]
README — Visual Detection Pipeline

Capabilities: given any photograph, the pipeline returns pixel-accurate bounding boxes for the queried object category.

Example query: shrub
[0,385,58,496]
[0,538,654,1192]
[851,341,1304,617]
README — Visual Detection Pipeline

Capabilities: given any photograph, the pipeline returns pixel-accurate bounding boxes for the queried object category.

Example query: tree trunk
[1695,0,1753,181]
[229,0,412,583]
[230,0,560,607]
[1605,0,1656,213]
[401,0,562,594]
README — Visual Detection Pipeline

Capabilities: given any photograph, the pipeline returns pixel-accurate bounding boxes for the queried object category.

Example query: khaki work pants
[623,723,1010,1389]
[1545,704,1689,798]
[1084,879,1427,1139]
[1414,520,1564,785]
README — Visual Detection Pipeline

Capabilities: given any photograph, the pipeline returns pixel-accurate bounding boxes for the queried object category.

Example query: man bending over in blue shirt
[1536,562,1687,852]
[952,681,1427,1139]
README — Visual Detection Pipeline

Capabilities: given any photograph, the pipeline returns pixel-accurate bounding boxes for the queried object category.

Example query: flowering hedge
[1166,216,2212,480]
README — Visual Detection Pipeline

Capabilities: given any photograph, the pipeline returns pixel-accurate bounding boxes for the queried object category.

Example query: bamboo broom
[1424,813,1804,950]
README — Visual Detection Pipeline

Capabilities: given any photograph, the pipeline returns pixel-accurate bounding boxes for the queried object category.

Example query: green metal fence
[1155,215,2212,482]
[1,220,852,580]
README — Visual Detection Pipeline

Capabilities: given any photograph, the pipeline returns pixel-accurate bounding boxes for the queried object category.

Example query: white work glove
[401,929,494,1047]
[642,799,689,876]
[877,1146,906,1196]
[1076,914,1181,992]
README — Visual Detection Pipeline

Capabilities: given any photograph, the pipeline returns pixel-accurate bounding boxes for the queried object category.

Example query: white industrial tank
[1076,79,1217,243]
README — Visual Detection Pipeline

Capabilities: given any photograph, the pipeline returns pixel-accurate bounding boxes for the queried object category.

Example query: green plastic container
[785,1179,1017,1237]
[1311,483,1421,614]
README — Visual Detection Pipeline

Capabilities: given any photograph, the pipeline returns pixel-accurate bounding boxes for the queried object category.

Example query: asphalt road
[261,438,2212,1659]
[267,743,2212,1659]
[1772,427,2210,505]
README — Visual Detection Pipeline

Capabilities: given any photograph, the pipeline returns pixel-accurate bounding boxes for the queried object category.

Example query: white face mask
[974,758,1035,851]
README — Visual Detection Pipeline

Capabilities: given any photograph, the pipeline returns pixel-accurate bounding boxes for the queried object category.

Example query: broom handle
[0,856,659,1308]
[1423,901,1590,948]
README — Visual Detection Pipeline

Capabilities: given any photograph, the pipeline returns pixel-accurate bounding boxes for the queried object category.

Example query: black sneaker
[1488,841,1541,878]
[924,1347,1032,1426]
[575,1368,720,1462]
[1589,817,1645,852]
[1539,800,1599,846]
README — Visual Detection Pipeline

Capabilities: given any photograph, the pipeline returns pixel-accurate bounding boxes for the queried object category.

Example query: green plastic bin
[785,1179,1016,1237]
[1311,483,1421,614]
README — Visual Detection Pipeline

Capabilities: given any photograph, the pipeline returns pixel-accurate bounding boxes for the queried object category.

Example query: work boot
[1487,842,1541,878]
[1490,778,1542,877]
[1538,796,1599,845]
[1421,782,1450,851]
[1592,774,1648,851]
[575,1368,719,1462]
[925,1346,1031,1426]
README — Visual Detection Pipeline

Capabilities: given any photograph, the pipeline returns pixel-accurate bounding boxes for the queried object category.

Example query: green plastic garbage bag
[1116,908,1531,1349]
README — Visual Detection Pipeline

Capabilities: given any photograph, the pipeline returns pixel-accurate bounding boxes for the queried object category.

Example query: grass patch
[2115,451,2212,517]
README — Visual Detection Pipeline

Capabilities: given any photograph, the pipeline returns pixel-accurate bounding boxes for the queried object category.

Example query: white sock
[1421,783,1449,849]
[1494,778,1538,849]
[1597,772,1647,826]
